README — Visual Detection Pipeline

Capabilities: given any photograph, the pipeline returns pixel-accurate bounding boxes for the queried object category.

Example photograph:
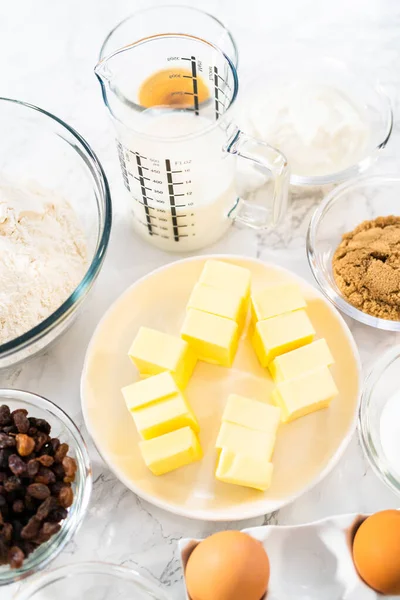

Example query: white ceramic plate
[81,255,361,521]
[179,513,381,599]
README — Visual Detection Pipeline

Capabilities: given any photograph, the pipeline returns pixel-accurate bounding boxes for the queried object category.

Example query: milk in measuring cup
[116,109,237,252]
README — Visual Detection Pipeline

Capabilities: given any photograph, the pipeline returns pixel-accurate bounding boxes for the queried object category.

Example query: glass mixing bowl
[0,98,111,369]
[307,174,400,331]
[359,345,400,497]
[0,389,92,585]
[13,562,171,599]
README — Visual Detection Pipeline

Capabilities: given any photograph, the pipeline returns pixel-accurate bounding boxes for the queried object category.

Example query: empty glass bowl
[307,174,400,331]
[14,562,171,600]
[0,98,111,369]
[359,345,400,496]
[0,389,92,585]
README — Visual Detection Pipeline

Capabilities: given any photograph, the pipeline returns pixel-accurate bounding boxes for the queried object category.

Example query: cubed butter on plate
[216,422,276,462]
[131,393,199,440]
[122,372,179,411]
[181,309,238,367]
[252,310,315,367]
[251,283,306,323]
[269,338,334,382]
[272,366,339,423]
[199,259,251,300]
[222,394,281,435]
[216,449,274,491]
[187,283,246,329]
[139,426,202,476]
[128,327,197,388]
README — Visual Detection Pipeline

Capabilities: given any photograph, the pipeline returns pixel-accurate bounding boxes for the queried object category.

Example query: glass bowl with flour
[0,98,111,368]
[359,345,400,498]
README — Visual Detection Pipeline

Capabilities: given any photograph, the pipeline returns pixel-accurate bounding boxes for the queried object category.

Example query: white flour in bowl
[0,180,87,345]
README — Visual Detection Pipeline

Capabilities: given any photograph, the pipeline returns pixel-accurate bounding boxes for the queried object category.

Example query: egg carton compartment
[179,513,396,600]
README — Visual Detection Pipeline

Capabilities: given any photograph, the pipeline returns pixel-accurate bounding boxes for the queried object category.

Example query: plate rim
[80,254,362,522]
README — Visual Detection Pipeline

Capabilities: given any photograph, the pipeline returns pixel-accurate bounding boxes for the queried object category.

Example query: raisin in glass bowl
[0,389,91,585]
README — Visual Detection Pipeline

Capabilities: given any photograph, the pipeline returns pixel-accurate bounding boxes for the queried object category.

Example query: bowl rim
[0,97,112,360]
[359,345,400,496]
[12,561,171,600]
[307,173,400,331]
[81,253,362,522]
[0,388,92,585]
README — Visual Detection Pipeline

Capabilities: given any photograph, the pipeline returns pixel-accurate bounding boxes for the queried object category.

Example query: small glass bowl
[307,174,400,331]
[0,389,92,586]
[0,98,111,369]
[359,345,400,496]
[13,562,171,600]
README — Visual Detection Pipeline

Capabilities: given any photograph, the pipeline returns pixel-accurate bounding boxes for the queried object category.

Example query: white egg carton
[179,513,387,600]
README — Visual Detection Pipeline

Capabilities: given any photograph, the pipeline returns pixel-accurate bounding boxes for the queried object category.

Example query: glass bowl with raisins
[0,389,92,585]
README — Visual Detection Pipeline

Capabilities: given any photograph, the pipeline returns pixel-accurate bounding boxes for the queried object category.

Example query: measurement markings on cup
[165,159,182,242]
[135,153,153,235]
[181,56,200,115]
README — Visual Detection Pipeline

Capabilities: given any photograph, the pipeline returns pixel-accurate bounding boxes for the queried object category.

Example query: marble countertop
[2,0,400,597]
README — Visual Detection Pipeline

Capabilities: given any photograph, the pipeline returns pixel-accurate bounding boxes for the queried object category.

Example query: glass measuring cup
[95,34,289,252]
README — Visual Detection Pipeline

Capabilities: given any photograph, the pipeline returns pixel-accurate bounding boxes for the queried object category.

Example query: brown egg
[138,68,209,108]
[185,530,270,600]
[353,510,400,595]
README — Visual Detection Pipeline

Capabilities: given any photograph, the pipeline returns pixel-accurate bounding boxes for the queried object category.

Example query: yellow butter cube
[252,310,315,367]
[216,422,276,461]
[216,449,274,491]
[131,393,199,440]
[269,339,334,382]
[139,426,202,476]
[272,366,339,423]
[188,283,246,329]
[181,309,238,367]
[128,327,197,388]
[222,394,281,435]
[199,260,251,300]
[122,372,179,411]
[251,283,306,323]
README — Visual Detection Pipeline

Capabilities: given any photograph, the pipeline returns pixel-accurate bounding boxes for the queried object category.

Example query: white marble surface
[2,0,400,597]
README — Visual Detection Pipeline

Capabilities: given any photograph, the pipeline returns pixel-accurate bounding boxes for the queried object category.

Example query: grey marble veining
[2,0,400,598]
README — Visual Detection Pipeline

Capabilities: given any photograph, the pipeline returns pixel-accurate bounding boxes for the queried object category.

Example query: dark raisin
[2,425,17,435]
[4,476,22,493]
[12,499,25,514]
[8,454,26,476]
[27,427,38,437]
[35,521,61,544]
[11,409,28,420]
[20,541,35,557]
[34,432,49,453]
[21,516,41,540]
[40,442,54,457]
[47,507,68,523]
[35,419,51,435]
[0,432,16,449]
[52,462,65,480]
[8,545,25,569]
[0,449,11,469]
[36,496,57,521]
[51,481,70,496]
[0,405,11,426]
[36,455,54,467]
[35,467,56,486]
[27,483,50,500]
[15,434,35,457]
[58,486,74,508]
[0,538,8,564]
[24,495,36,512]
[13,411,30,434]
[62,456,77,482]
[26,459,40,478]
[0,522,13,542]
[50,438,60,453]
[54,443,69,463]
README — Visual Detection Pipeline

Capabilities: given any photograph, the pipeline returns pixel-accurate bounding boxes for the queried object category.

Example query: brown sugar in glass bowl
[332,216,400,321]
[307,175,400,332]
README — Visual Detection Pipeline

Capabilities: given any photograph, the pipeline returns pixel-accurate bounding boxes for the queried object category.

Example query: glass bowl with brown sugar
[307,174,400,331]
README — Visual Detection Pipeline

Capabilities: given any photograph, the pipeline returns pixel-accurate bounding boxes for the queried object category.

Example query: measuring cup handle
[225,126,290,229]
